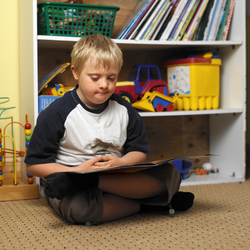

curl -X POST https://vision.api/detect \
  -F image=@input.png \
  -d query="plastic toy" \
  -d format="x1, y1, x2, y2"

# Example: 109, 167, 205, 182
42, 83, 74, 96
132, 91, 179, 112
202, 162, 212, 171
38, 63, 70, 94
164, 52, 221, 111
194, 163, 216, 175
38, 63, 73, 113
195, 168, 208, 175
114, 64, 169, 103
172, 159, 192, 180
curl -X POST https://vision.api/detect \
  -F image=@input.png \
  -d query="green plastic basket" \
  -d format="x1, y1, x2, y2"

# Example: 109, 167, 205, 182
37, 2, 119, 37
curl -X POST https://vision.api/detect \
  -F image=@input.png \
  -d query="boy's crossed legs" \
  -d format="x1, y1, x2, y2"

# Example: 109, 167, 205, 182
45, 171, 194, 223
99, 173, 167, 222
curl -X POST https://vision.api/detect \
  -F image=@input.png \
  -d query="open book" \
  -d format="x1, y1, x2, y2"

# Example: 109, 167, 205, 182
44, 154, 213, 181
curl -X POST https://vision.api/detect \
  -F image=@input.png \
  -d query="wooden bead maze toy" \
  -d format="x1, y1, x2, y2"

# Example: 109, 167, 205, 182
0, 98, 39, 201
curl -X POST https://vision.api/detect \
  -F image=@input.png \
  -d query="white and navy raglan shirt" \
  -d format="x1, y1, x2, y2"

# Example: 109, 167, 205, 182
25, 85, 150, 167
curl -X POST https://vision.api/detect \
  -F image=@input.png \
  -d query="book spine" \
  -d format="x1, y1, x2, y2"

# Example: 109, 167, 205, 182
129, 0, 160, 40
185, 0, 209, 41
176, 0, 200, 41
202, 0, 216, 40
150, 3, 172, 40
194, 0, 214, 40
118, 0, 153, 39
155, 0, 179, 40
171, 0, 194, 40
123, 0, 155, 39
182, 0, 203, 41
217, 0, 231, 40
142, 0, 169, 40
168, 0, 192, 40
222, 0, 236, 41
134, 0, 161, 40
158, 0, 182, 40
205, 0, 219, 41
208, 0, 227, 41
214, 0, 228, 40
160, 0, 189, 41
144, 1, 172, 40
124, 0, 156, 39
152, 5, 173, 40
137, 0, 166, 40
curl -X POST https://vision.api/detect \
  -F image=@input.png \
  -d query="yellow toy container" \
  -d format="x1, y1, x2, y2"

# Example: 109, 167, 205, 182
164, 55, 222, 111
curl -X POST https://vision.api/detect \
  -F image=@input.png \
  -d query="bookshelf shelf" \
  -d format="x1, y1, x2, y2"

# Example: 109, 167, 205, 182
181, 172, 243, 186
20, 1, 246, 188
38, 35, 242, 50
138, 108, 243, 117
114, 39, 243, 50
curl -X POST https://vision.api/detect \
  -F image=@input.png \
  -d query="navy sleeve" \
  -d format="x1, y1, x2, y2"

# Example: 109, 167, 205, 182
124, 105, 151, 154
25, 92, 75, 165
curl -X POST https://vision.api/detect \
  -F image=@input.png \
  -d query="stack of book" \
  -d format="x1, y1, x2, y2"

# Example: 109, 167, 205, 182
117, 0, 236, 41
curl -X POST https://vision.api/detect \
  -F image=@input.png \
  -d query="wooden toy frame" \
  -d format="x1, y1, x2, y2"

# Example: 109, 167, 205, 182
0, 115, 39, 201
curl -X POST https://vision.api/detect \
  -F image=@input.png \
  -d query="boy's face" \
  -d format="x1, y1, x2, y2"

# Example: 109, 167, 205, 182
71, 58, 119, 109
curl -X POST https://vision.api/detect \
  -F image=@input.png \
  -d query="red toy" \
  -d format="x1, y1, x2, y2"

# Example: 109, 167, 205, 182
114, 64, 168, 103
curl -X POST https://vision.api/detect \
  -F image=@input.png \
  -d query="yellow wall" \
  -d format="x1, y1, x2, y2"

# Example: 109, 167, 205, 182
0, 0, 21, 150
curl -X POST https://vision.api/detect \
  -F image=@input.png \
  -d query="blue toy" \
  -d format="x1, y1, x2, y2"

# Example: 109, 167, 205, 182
172, 159, 192, 180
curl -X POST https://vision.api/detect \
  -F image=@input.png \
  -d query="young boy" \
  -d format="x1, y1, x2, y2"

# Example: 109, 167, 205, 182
25, 34, 194, 226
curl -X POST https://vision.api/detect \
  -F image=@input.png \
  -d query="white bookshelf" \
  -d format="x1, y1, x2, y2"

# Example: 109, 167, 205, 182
20, 0, 246, 186
38, 35, 242, 49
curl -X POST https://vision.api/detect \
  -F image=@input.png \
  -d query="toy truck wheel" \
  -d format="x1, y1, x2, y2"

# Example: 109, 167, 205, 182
57, 88, 64, 96
155, 104, 164, 112
118, 92, 134, 103
166, 103, 174, 111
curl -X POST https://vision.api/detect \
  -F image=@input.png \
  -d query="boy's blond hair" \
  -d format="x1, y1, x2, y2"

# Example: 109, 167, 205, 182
71, 34, 123, 74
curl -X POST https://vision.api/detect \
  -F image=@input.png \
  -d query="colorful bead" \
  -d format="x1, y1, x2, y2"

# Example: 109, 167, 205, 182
25, 127, 33, 184
25, 129, 32, 135
25, 135, 31, 141
27, 177, 34, 184
25, 123, 31, 129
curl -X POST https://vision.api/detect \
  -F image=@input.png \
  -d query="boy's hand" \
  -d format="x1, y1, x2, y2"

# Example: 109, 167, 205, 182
75, 157, 105, 172
93, 155, 124, 169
